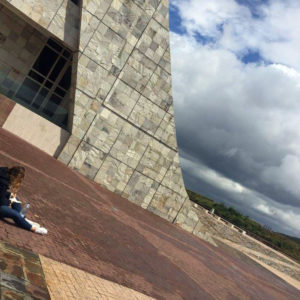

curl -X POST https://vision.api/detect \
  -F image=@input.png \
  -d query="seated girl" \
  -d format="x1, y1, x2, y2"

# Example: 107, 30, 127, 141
0, 166, 47, 235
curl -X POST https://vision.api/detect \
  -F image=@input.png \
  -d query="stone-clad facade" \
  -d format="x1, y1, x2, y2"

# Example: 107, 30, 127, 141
0, 0, 191, 223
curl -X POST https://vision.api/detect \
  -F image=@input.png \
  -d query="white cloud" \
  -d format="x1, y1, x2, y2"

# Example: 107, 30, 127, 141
170, 1, 300, 236
173, 0, 300, 70
261, 155, 300, 197
255, 204, 275, 216
172, 0, 247, 37
181, 155, 300, 236
181, 156, 246, 194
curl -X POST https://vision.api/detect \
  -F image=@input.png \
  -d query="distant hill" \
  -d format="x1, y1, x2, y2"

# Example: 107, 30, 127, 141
280, 233, 300, 246
187, 189, 300, 263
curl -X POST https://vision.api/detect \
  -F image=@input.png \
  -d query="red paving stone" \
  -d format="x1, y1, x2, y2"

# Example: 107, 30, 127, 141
0, 127, 299, 299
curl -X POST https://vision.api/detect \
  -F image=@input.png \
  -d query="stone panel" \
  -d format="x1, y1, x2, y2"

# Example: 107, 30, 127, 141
77, 54, 116, 99
159, 47, 171, 74
128, 95, 165, 135
153, 0, 169, 29
161, 154, 187, 197
136, 139, 175, 182
122, 171, 159, 209
72, 90, 100, 130
7, 0, 63, 28
109, 123, 150, 169
71, 89, 101, 140
143, 65, 172, 111
167, 102, 174, 115
72, 109, 96, 140
174, 200, 200, 233
82, 0, 113, 20
102, 0, 151, 46
105, 79, 140, 118
129, 96, 165, 135
132, 0, 160, 16
84, 107, 124, 154
58, 134, 81, 165
94, 155, 134, 194
69, 141, 106, 179
136, 19, 169, 64
48, 0, 80, 49
4, 0, 79, 49
84, 22, 133, 76
155, 113, 177, 149
147, 185, 186, 222
79, 9, 100, 52
119, 49, 156, 93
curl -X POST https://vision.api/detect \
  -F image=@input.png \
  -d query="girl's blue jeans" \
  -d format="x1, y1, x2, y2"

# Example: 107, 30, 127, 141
0, 202, 32, 231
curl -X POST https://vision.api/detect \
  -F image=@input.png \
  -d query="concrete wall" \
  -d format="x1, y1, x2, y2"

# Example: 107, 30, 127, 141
0, 94, 70, 156
3, 104, 70, 156
0, 93, 15, 126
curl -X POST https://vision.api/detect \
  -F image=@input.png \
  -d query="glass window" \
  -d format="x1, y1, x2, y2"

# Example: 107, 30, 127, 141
28, 71, 44, 83
71, 0, 80, 6
59, 66, 71, 90
43, 94, 62, 117
63, 50, 71, 59
15, 78, 40, 104
14, 38, 72, 130
32, 88, 48, 109
47, 39, 63, 52
49, 57, 66, 81
55, 87, 66, 97
45, 81, 53, 89
33, 46, 58, 76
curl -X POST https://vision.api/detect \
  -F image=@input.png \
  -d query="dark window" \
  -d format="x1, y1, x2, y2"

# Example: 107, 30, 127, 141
43, 94, 62, 117
47, 39, 63, 52
33, 46, 58, 76
45, 81, 53, 89
63, 50, 71, 59
14, 38, 72, 130
55, 87, 66, 97
59, 66, 72, 90
28, 71, 44, 83
71, 0, 80, 6
62, 115, 68, 127
49, 57, 66, 81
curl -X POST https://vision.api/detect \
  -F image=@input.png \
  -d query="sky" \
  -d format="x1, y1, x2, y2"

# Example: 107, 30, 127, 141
169, 0, 300, 238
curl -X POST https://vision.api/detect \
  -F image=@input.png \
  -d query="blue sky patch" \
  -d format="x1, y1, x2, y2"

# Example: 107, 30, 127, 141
240, 49, 269, 65
169, 4, 187, 35
235, 0, 269, 19
193, 31, 216, 45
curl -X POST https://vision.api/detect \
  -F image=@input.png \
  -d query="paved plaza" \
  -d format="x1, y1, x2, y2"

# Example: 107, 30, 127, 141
0, 127, 299, 299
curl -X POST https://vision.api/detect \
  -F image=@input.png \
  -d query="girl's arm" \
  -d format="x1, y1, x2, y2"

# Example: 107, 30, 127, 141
10, 193, 21, 203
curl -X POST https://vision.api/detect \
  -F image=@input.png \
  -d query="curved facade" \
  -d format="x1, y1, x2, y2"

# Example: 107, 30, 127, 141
0, 0, 190, 222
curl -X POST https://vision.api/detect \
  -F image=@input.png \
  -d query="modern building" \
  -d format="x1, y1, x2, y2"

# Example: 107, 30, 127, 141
0, 0, 194, 225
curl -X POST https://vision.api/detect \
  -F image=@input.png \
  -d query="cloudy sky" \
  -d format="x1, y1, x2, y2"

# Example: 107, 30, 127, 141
169, 0, 300, 237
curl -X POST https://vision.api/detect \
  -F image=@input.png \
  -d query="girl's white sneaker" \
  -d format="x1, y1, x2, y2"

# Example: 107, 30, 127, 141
35, 227, 48, 235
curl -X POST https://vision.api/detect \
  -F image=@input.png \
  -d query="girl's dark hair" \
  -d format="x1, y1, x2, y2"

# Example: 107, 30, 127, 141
8, 166, 25, 194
